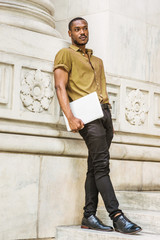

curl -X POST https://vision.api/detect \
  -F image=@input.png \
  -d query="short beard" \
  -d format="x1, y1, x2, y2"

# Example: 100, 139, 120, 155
73, 38, 88, 46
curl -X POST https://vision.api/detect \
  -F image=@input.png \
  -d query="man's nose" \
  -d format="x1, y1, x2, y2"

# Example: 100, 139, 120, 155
80, 29, 85, 34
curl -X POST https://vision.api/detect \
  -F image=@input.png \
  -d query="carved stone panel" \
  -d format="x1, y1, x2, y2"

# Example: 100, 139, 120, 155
125, 89, 148, 125
20, 69, 54, 113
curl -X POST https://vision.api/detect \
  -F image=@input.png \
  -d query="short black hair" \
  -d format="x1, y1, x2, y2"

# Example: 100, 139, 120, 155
68, 17, 88, 31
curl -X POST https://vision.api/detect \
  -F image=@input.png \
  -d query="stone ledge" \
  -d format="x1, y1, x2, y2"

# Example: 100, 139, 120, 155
18, 238, 54, 240
99, 191, 160, 211
56, 226, 160, 240
1, 133, 160, 162
19, 238, 54, 240
97, 208, 160, 234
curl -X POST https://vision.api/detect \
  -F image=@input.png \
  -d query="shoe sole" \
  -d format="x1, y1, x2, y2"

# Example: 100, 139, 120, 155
81, 225, 113, 232
115, 228, 142, 235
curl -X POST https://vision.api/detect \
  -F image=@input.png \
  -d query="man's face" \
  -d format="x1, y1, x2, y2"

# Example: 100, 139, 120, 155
68, 20, 89, 46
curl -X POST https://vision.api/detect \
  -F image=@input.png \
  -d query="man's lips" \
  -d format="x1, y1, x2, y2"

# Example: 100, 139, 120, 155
79, 36, 87, 40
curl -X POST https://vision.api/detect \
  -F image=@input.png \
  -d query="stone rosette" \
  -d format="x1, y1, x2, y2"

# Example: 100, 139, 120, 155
20, 69, 54, 113
125, 89, 148, 125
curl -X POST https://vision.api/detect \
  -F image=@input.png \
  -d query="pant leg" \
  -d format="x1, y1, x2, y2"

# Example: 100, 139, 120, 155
79, 106, 122, 218
83, 153, 99, 218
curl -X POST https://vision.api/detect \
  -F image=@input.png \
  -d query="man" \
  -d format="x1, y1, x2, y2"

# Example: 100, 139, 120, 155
54, 17, 142, 234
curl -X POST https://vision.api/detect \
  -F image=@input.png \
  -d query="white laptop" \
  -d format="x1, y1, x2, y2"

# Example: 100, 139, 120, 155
63, 91, 104, 131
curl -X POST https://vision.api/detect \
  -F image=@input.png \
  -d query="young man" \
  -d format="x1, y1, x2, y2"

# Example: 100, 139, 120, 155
54, 17, 142, 234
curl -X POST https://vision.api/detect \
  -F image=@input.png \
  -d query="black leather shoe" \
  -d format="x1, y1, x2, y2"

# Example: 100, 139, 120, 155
81, 215, 113, 231
113, 214, 142, 234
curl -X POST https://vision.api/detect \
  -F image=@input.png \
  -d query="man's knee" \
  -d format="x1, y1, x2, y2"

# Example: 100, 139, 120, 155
93, 159, 110, 176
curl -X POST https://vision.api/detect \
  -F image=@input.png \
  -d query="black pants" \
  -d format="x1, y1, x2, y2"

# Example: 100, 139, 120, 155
79, 104, 122, 220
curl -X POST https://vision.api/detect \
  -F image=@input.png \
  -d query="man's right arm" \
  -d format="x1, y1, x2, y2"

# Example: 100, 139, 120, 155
54, 68, 84, 132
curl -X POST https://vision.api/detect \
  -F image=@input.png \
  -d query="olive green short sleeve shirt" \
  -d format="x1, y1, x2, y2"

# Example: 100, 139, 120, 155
54, 45, 109, 104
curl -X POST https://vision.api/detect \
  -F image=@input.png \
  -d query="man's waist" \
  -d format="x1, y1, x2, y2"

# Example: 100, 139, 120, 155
101, 103, 112, 110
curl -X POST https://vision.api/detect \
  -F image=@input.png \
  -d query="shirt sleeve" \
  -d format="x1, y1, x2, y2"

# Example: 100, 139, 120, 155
53, 48, 71, 73
100, 59, 110, 104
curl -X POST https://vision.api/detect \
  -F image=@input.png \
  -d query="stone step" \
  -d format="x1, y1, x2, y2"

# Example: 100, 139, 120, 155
97, 208, 160, 234
99, 191, 160, 211
56, 226, 160, 240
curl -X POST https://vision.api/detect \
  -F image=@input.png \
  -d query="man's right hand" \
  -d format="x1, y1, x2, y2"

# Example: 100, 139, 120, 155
68, 116, 84, 132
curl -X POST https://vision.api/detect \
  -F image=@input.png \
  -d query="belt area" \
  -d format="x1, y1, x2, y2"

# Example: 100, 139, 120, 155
101, 103, 112, 110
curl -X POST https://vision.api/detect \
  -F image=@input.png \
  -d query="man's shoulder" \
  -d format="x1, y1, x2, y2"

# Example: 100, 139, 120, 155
92, 55, 103, 64
54, 47, 73, 63
55, 47, 71, 55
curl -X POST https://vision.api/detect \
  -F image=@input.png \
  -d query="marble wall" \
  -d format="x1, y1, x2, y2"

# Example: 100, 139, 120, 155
0, 0, 160, 239
0, 152, 86, 239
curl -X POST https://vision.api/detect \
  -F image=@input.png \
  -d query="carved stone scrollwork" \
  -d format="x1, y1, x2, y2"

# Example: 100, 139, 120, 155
125, 89, 148, 125
20, 69, 54, 113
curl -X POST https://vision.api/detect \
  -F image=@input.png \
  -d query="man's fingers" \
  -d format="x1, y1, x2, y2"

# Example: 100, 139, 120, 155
80, 120, 84, 128
69, 117, 84, 132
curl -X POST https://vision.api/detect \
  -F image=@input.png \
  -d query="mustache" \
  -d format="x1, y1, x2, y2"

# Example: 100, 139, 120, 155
79, 35, 87, 39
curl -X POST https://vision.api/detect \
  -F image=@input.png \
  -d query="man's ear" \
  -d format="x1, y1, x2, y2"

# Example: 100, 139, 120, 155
68, 30, 71, 37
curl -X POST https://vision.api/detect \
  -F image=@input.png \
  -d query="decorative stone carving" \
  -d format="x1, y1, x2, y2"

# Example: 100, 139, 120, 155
20, 69, 54, 113
125, 89, 148, 125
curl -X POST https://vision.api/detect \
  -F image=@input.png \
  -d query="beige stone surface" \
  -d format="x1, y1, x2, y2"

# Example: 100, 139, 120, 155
105, 12, 146, 80
99, 191, 160, 211
0, 153, 40, 240
56, 225, 160, 240
55, 19, 70, 41
0, 24, 68, 61
53, 0, 69, 21
146, 0, 160, 27
109, 0, 146, 21
110, 160, 142, 190
1, 133, 160, 163
38, 156, 87, 238
142, 161, 160, 190
68, 0, 109, 20
146, 25, 160, 83
110, 159, 160, 191
110, 143, 160, 162
97, 208, 160, 234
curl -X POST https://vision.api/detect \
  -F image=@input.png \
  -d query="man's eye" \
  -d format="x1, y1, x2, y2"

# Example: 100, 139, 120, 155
84, 27, 88, 30
75, 28, 79, 32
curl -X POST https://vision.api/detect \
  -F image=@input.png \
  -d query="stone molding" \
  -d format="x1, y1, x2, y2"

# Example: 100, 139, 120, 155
0, 0, 61, 37
20, 69, 54, 113
0, 63, 12, 105
1, 133, 160, 162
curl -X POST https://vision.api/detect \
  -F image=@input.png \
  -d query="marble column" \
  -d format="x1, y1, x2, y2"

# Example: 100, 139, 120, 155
0, 0, 61, 37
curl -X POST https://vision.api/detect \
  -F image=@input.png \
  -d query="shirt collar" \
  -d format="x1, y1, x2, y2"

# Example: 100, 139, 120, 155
69, 45, 93, 56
